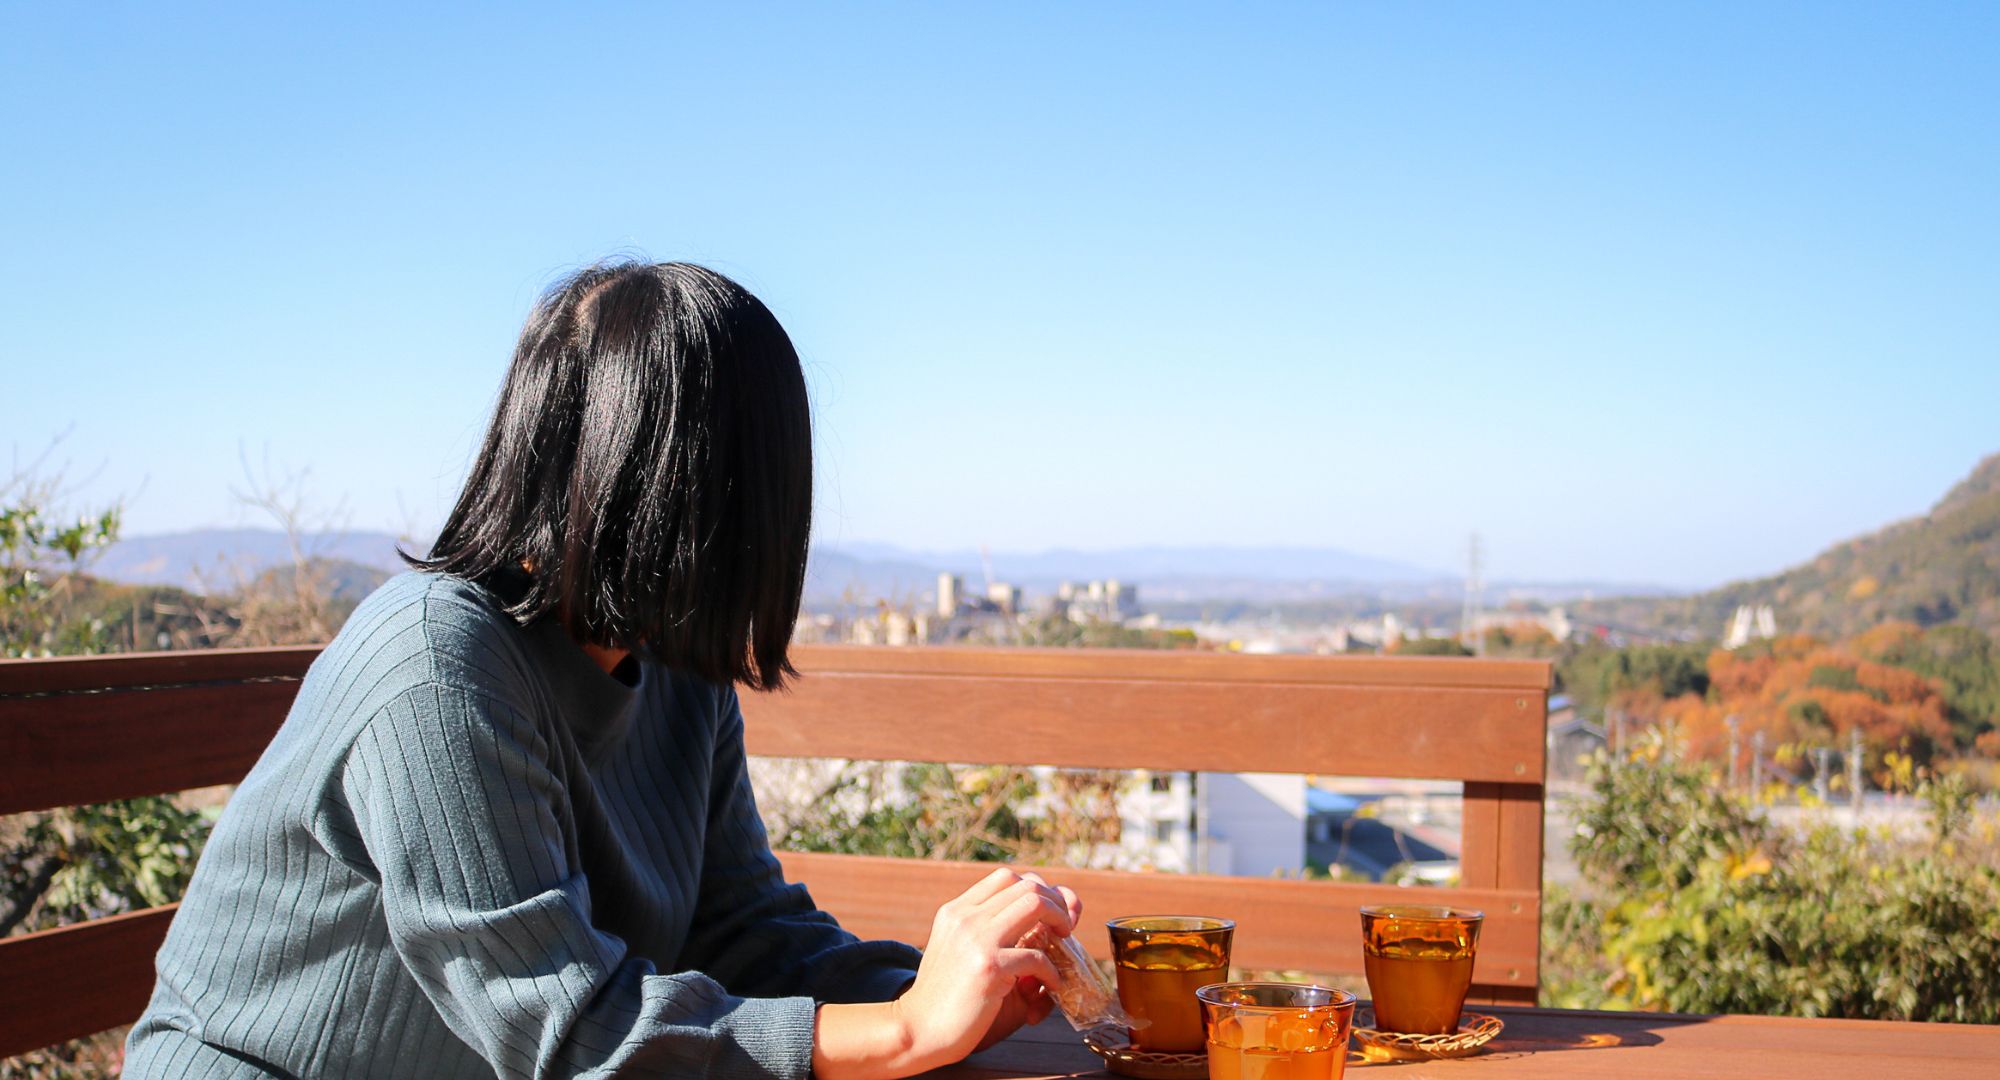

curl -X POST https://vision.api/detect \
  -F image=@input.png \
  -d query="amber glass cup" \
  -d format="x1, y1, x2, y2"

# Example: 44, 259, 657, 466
1198, 982, 1357, 1080
1358, 905, 1483, 1035
1106, 915, 1234, 1053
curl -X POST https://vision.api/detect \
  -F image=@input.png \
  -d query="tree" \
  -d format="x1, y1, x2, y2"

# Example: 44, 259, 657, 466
0, 456, 121, 657
1558, 641, 1711, 715
768, 762, 1126, 869
1389, 635, 1473, 657
1855, 622, 2000, 750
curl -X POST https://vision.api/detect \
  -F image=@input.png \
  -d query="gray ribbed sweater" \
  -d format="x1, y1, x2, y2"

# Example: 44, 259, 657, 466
124, 570, 921, 1078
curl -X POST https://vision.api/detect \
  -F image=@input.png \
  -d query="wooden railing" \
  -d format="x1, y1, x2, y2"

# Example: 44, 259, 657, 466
0, 644, 1551, 1059
744, 648, 1551, 995
0, 647, 320, 1059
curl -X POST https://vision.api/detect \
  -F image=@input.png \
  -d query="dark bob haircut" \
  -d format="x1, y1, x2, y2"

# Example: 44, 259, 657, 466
407, 260, 812, 691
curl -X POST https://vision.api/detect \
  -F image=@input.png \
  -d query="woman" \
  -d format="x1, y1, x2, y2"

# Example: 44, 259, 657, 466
126, 261, 1079, 1078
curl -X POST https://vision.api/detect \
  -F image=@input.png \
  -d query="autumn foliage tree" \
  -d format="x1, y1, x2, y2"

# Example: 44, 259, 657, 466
1562, 623, 1995, 788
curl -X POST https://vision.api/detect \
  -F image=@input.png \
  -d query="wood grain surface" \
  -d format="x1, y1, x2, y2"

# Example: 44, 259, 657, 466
0, 904, 176, 1060
0, 645, 319, 694
0, 681, 300, 815
746, 648, 1551, 784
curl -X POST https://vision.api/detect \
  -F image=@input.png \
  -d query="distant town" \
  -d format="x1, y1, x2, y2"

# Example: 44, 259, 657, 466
792, 566, 1688, 655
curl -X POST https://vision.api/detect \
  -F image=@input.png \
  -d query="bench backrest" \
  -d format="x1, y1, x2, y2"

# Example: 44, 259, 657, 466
0, 647, 319, 1058
0, 644, 1550, 1059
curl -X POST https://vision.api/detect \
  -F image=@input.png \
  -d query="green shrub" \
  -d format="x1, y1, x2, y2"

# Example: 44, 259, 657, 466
1550, 739, 2000, 1022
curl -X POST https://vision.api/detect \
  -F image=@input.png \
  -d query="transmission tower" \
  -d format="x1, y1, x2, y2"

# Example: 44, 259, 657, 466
1462, 533, 1485, 656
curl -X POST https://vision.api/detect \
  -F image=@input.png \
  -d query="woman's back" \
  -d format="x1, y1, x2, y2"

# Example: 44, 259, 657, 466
126, 570, 917, 1078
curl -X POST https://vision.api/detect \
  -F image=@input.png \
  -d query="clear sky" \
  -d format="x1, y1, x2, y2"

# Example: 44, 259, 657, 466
4, 3, 1996, 589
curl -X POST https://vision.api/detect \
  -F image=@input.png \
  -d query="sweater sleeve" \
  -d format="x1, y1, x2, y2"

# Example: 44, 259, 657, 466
676, 686, 925, 1004
340, 680, 818, 1080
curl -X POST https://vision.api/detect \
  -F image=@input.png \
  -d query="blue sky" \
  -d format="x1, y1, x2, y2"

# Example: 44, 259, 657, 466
3, 3, 1996, 589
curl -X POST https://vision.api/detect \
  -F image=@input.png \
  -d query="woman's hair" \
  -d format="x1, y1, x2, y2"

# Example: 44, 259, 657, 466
406, 260, 812, 691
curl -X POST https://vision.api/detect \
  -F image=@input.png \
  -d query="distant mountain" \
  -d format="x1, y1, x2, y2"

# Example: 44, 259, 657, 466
804, 546, 948, 607
1587, 452, 2000, 640
90, 529, 412, 594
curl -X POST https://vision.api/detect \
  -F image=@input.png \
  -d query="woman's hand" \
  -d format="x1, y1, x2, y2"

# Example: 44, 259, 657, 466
969, 874, 1084, 1052
814, 868, 1079, 1079
898, 868, 1080, 1066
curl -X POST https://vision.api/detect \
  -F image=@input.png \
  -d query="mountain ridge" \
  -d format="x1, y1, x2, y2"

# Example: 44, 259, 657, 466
1583, 452, 2000, 640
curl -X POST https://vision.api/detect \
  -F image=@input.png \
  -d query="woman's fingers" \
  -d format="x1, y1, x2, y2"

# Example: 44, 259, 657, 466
1020, 980, 1055, 1025
960, 869, 1081, 944
959, 866, 1026, 907
1019, 874, 1079, 931
993, 947, 1062, 991
988, 887, 1075, 947
981, 877, 1071, 923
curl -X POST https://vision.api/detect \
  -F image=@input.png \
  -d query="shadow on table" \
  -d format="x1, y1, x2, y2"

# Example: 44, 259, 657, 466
1349, 1007, 1698, 1068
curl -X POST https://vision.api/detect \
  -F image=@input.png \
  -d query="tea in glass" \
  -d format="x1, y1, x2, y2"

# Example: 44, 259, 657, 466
1198, 982, 1356, 1080
1358, 905, 1482, 1035
1107, 915, 1234, 1053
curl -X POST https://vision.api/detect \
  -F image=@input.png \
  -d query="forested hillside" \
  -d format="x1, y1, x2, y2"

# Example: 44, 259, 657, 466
1584, 453, 2000, 640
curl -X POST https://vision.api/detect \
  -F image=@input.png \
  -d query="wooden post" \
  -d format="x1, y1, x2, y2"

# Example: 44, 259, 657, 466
1725, 715, 1740, 789
1848, 727, 1864, 817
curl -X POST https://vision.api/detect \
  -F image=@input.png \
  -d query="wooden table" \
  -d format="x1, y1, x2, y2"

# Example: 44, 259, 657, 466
936, 1008, 2000, 1080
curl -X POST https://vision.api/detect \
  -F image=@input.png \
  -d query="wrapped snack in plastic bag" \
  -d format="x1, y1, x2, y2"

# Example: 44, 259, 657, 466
1019, 923, 1143, 1033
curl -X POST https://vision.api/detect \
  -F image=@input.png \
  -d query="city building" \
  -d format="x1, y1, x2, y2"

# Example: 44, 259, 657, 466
1723, 604, 1779, 649
1055, 579, 1141, 623
985, 581, 1022, 615
1113, 770, 1307, 876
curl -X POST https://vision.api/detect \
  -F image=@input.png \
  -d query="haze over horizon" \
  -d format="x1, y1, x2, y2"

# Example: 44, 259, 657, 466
6, 5, 1997, 591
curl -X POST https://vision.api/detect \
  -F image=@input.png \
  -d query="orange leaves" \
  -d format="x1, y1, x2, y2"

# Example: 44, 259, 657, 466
1750, 647, 1953, 760
1768, 634, 1823, 662
1609, 630, 1959, 768
1708, 648, 1774, 700
1849, 620, 1922, 658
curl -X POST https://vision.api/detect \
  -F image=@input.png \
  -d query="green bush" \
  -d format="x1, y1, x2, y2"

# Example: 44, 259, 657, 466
1549, 740, 2000, 1022
774, 762, 1125, 867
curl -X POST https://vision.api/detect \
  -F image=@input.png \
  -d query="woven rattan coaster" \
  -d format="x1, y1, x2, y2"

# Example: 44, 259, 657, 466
1082, 1026, 1209, 1080
1350, 1008, 1503, 1060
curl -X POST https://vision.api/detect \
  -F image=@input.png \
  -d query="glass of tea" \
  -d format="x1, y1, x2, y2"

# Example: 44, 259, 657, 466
1358, 904, 1483, 1035
1198, 982, 1357, 1080
1106, 915, 1234, 1053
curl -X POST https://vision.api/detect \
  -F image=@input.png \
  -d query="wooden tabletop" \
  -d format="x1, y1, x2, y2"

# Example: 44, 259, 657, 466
933, 1007, 2000, 1080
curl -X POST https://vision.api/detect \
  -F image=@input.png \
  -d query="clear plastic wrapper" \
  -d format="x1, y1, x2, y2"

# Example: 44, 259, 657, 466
1020, 923, 1143, 1033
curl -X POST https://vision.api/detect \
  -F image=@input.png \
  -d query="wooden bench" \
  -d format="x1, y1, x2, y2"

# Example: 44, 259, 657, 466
0, 644, 1551, 1060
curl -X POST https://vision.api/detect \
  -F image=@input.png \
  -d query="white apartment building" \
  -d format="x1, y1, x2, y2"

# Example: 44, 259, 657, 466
1112, 770, 1307, 876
